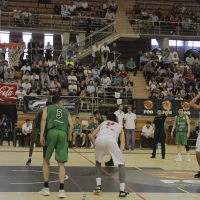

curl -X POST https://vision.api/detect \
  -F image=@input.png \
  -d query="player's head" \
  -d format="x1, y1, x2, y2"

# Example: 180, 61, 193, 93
52, 95, 62, 105
106, 113, 118, 123
157, 108, 162, 116
146, 121, 151, 128
178, 107, 184, 115
90, 117, 94, 123
75, 117, 79, 123
127, 106, 132, 112
93, 110, 101, 120
26, 119, 30, 125
118, 104, 123, 111
2, 113, 6, 118
171, 120, 174, 125
45, 101, 52, 107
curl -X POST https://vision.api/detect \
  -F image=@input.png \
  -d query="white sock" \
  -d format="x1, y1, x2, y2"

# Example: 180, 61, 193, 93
73, 141, 75, 145
120, 183, 125, 191
82, 142, 85, 145
178, 153, 181, 159
29, 157, 31, 159
96, 178, 101, 186
187, 153, 190, 158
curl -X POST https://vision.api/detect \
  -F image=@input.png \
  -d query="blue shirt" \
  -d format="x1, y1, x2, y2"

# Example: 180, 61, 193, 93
0, 117, 11, 129
0, 66, 3, 73
67, 44, 77, 57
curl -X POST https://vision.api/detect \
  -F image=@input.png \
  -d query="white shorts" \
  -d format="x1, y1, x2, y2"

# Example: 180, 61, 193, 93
95, 136, 124, 166
196, 137, 200, 152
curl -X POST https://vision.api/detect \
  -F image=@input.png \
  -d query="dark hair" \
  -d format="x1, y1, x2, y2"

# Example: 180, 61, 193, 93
146, 121, 151, 125
118, 104, 123, 108
46, 101, 52, 106
157, 108, 162, 111
106, 113, 117, 122
75, 117, 79, 119
178, 107, 183, 110
90, 117, 94, 119
52, 95, 62, 104
26, 119, 30, 123
93, 110, 100, 115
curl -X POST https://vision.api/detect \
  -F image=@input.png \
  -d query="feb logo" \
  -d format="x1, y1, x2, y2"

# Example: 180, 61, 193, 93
144, 100, 153, 110
181, 101, 190, 111
162, 101, 172, 110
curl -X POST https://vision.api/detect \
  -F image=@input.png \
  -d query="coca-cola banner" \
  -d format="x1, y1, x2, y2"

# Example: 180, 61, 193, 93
23, 96, 80, 114
136, 99, 200, 118
0, 84, 17, 103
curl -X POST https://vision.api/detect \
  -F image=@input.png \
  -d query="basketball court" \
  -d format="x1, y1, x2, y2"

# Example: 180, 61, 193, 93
0, 145, 200, 200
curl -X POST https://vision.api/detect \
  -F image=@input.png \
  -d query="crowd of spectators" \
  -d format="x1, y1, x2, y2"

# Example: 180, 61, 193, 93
138, 47, 200, 100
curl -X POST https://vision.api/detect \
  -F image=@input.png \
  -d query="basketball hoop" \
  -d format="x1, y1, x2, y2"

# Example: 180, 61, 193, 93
0, 43, 25, 67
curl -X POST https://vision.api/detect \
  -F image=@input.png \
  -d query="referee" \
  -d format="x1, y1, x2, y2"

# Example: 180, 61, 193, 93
151, 104, 171, 159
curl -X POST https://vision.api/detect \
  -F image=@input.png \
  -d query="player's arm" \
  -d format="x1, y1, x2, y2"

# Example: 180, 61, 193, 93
152, 123, 155, 135
68, 113, 74, 142
171, 116, 176, 137
119, 129, 125, 152
40, 107, 48, 146
31, 110, 42, 139
186, 115, 190, 138
190, 94, 200, 110
165, 102, 171, 116
89, 125, 100, 145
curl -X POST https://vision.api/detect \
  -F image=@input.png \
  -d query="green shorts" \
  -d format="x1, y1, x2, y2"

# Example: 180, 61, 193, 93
175, 132, 188, 146
32, 127, 40, 142
44, 129, 68, 162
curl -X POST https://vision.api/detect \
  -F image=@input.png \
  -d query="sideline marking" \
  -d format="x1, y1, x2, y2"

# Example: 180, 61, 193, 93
177, 187, 200, 199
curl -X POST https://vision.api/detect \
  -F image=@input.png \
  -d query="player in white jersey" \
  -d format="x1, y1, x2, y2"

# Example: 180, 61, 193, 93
89, 113, 129, 198
190, 94, 200, 178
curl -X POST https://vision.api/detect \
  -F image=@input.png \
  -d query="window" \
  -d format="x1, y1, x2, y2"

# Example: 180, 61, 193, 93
0, 31, 10, 60
169, 40, 176, 46
44, 33, 54, 57
151, 39, 158, 45
23, 32, 32, 58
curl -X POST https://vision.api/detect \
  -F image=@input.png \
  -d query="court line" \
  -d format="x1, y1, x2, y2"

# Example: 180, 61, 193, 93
177, 187, 200, 199
125, 161, 142, 170
72, 149, 146, 200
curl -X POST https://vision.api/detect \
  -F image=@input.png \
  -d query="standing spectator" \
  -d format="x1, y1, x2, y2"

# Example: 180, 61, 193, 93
15, 87, 26, 108
68, 2, 76, 16
2, 0, 8, 10
13, 7, 21, 27
36, 42, 44, 64
49, 64, 58, 80
141, 121, 154, 149
124, 106, 136, 150
110, 43, 119, 61
185, 53, 195, 66
110, 0, 118, 13
27, 39, 36, 63
170, 48, 178, 60
66, 42, 77, 59
101, 42, 110, 65
75, 0, 82, 11
82, 0, 90, 11
53, 1, 61, 14
105, 9, 114, 20
114, 104, 124, 126
92, 42, 101, 63
45, 41, 54, 61
21, 119, 32, 147
22, 8, 32, 25
126, 57, 136, 72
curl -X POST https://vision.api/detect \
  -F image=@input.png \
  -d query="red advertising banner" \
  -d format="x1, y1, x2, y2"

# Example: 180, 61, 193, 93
0, 84, 17, 103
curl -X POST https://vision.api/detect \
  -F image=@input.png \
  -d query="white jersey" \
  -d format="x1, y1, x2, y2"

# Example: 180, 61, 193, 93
96, 120, 122, 141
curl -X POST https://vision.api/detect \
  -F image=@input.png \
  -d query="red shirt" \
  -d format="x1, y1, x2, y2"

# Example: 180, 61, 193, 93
119, 70, 127, 78
185, 73, 194, 80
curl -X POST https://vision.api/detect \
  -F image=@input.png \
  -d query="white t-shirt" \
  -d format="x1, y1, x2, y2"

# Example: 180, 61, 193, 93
82, 2, 88, 8
114, 110, 125, 126
96, 120, 122, 141
142, 125, 153, 136
22, 82, 31, 91
68, 84, 77, 91
107, 61, 115, 71
101, 77, 111, 86
31, 75, 39, 80
101, 46, 110, 53
68, 5, 76, 12
13, 9, 21, 19
21, 65, 31, 73
22, 12, 32, 18
29, 92, 38, 96
124, 112, 136, 129
15, 90, 26, 99
22, 123, 32, 132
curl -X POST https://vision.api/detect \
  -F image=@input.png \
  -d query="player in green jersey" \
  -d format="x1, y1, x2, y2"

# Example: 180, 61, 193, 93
39, 96, 73, 198
171, 107, 191, 162
93, 110, 106, 125
72, 117, 86, 148
26, 101, 52, 165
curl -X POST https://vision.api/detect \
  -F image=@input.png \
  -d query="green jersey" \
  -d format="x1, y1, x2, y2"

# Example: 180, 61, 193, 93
98, 115, 106, 125
36, 108, 44, 128
88, 123, 98, 130
47, 105, 69, 132
74, 123, 81, 132
176, 114, 188, 132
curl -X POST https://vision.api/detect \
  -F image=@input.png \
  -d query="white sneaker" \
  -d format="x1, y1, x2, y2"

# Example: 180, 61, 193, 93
90, 143, 94, 148
174, 158, 182, 162
187, 157, 191, 162
39, 188, 50, 196
59, 190, 67, 198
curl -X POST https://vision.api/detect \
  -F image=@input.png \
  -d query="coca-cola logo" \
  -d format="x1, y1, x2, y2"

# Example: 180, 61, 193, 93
0, 86, 16, 97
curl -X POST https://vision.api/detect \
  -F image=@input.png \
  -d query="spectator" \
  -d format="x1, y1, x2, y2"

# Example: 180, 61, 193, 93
166, 78, 174, 91
53, 1, 61, 14
0, 62, 4, 80
41, 71, 50, 85
92, 66, 101, 82
92, 42, 101, 63
110, 66, 117, 81
110, 42, 119, 61
126, 57, 136, 72
192, 63, 200, 78
32, 8, 40, 25
66, 42, 77, 59
22, 79, 31, 94
85, 72, 94, 85
66, 57, 74, 67
31, 79, 41, 93
86, 80, 95, 94
101, 42, 110, 65
84, 65, 92, 77
4, 67, 14, 81
14, 78, 22, 89
126, 82, 134, 98
185, 69, 195, 85
27, 39, 36, 63
186, 53, 195, 66
143, 61, 151, 78
30, 71, 39, 83
45, 41, 54, 61
105, 9, 114, 20
112, 73, 122, 85
119, 67, 129, 86
170, 48, 178, 60
141, 8, 148, 20
61, 6, 71, 20
107, 60, 115, 71
42, 81, 50, 94
2, 0, 8, 10
82, 0, 90, 11
173, 70, 182, 82
22, 70, 31, 82
49, 64, 58, 80
195, 55, 200, 65
68, 71, 77, 83
148, 92, 157, 99
165, 92, 175, 100
68, 2, 76, 16
22, 8, 32, 25
36, 42, 44, 64
75, 0, 82, 11
162, 52, 172, 69
29, 88, 38, 96
68, 80, 77, 96
50, 77, 61, 92
124, 106, 136, 150
140, 121, 154, 150
15, 87, 26, 108
110, 0, 118, 13
13, 7, 21, 27
158, 93, 165, 99
175, 93, 183, 100
20, 62, 31, 74
39, 57, 48, 73
21, 119, 32, 147
101, 74, 111, 86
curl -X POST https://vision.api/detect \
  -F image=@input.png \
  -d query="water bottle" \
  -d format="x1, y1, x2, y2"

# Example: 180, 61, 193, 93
16, 140, 19, 147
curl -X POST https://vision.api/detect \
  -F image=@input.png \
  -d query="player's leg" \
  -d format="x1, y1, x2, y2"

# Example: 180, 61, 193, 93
160, 130, 166, 159
118, 165, 129, 197
94, 161, 102, 194
174, 132, 182, 162
72, 132, 77, 148
81, 133, 86, 148
151, 131, 159, 158
58, 161, 66, 198
195, 151, 200, 178
125, 129, 130, 150
184, 143, 191, 162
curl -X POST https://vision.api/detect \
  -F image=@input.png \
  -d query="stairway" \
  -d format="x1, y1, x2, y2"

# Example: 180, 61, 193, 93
129, 71, 150, 99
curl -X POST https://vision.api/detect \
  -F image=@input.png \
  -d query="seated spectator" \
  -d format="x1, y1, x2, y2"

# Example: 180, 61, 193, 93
59, 70, 68, 88
41, 71, 50, 85
13, 7, 21, 27
75, 0, 82, 11
66, 42, 77, 59
140, 121, 154, 149
92, 66, 100, 82
84, 65, 92, 77
31, 63, 40, 75
176, 76, 184, 90
185, 69, 195, 85
117, 61, 124, 71
166, 78, 174, 91
85, 73, 94, 85
22, 8, 32, 25
14, 78, 22, 89
29, 88, 38, 96
21, 119, 32, 147
72, 117, 86, 148
101, 74, 111, 86
53, 1, 61, 14
173, 70, 182, 83
52, 87, 62, 96
195, 54, 200, 65
152, 84, 161, 95
105, 9, 114, 20
49, 64, 58, 80
148, 92, 157, 99
22, 79, 31, 94
21, 62, 31, 75
148, 77, 157, 91
4, 67, 14, 82
0, 62, 4, 80
31, 72, 39, 84
61, 6, 71, 20
68, 71, 77, 83
31, 79, 41, 94
22, 70, 31, 82
158, 93, 165, 99
165, 92, 175, 100
143, 61, 151, 78
126, 82, 134, 98
146, 67, 156, 83
162, 52, 172, 69
175, 93, 183, 100
119, 67, 129, 86
113, 73, 122, 85
86, 80, 95, 94
192, 63, 200, 78
141, 8, 148, 20
39, 57, 49, 73
42, 81, 50, 95
186, 53, 195, 66
68, 80, 77, 96
66, 57, 74, 67
50, 77, 61, 92
15, 87, 26, 108
110, 0, 118, 13
68, 2, 76, 16
126, 57, 136, 72
187, 85, 196, 98
74, 58, 83, 68
107, 60, 115, 71
133, 2, 141, 15
110, 66, 117, 81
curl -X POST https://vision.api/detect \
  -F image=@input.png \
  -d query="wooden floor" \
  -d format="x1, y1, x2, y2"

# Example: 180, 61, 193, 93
0, 145, 200, 200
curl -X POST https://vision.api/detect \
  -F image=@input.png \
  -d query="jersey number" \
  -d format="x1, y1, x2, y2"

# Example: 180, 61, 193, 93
106, 122, 115, 126
56, 109, 62, 119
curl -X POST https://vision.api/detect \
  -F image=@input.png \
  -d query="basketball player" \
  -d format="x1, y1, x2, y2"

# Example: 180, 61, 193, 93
26, 101, 52, 165
93, 110, 106, 125
89, 113, 129, 197
171, 107, 191, 162
190, 94, 200, 177
39, 96, 73, 198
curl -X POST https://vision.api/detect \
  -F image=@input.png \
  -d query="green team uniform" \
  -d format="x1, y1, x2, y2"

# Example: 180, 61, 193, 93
175, 114, 188, 145
97, 115, 106, 125
44, 105, 69, 162
88, 123, 98, 133
74, 124, 81, 133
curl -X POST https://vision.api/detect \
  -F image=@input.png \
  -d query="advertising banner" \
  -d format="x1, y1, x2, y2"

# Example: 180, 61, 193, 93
0, 84, 17, 103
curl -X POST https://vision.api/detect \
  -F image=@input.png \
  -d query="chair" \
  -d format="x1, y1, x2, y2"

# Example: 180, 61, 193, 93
0, 129, 12, 146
